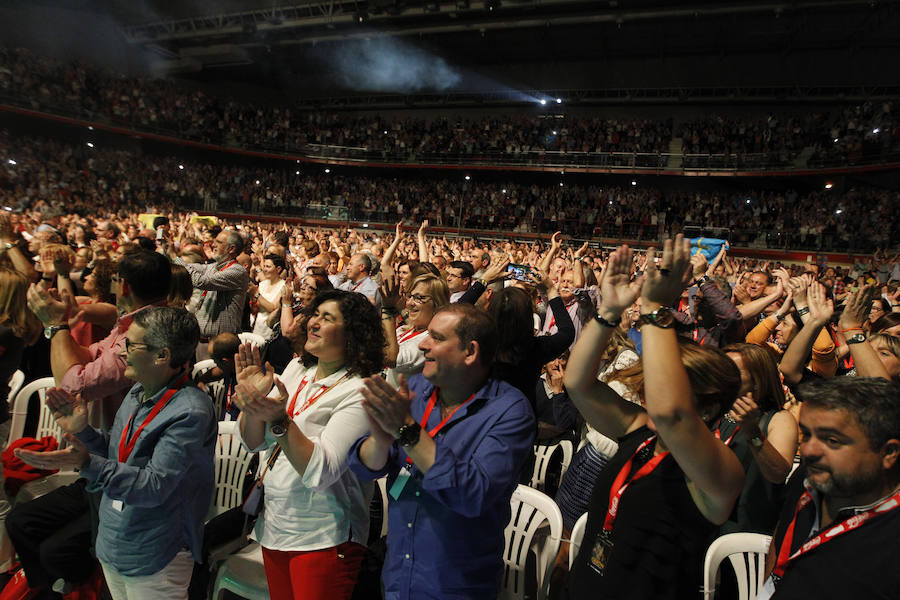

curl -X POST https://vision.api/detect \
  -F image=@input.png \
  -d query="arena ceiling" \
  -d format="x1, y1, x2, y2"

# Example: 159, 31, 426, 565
11, 0, 900, 103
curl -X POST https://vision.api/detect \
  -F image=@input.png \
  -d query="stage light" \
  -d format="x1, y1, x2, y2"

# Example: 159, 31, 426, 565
296, 171, 300, 175
465, 175, 471, 181
552, 131, 557, 135
559, 182, 564, 187
824, 183, 833, 189
540, 99, 547, 105
502, 189, 507, 193
325, 168, 331, 173
86, 142, 94, 148
363, 223, 370, 228
631, 180, 636, 186
835, 209, 843, 215
88, 126, 93, 131
178, 165, 184, 170
7, 159, 15, 165
873, 128, 880, 134
833, 138, 839, 143
255, 180, 260, 185
556, 98, 562, 104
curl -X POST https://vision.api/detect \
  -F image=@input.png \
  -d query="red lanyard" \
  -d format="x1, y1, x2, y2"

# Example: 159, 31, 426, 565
603, 435, 669, 533
397, 328, 427, 344
199, 260, 238, 299
405, 388, 477, 465
691, 328, 708, 345
118, 372, 189, 463
351, 279, 365, 292
714, 421, 740, 446
286, 372, 349, 417
773, 487, 900, 580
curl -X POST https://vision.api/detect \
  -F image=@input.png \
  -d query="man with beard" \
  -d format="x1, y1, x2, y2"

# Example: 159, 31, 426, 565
759, 377, 900, 599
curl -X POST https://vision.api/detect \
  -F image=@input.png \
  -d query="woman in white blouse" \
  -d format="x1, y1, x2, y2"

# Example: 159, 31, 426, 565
380, 273, 449, 387
234, 289, 385, 600
249, 253, 287, 339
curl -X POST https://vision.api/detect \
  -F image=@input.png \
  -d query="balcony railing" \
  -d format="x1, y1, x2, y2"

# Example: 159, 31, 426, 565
3, 93, 900, 175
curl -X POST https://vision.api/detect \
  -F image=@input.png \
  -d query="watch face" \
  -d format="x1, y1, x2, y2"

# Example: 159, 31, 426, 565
654, 308, 675, 327
848, 333, 867, 344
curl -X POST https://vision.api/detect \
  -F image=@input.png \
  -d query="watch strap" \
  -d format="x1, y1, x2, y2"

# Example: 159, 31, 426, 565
594, 312, 622, 328
395, 422, 422, 447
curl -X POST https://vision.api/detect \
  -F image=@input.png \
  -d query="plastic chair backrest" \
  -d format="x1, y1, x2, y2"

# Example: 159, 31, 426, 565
500, 484, 563, 600
209, 421, 255, 520
6, 370, 24, 405
7, 377, 61, 448
702, 532, 772, 600
193, 359, 227, 421
568, 512, 588, 568
530, 439, 574, 493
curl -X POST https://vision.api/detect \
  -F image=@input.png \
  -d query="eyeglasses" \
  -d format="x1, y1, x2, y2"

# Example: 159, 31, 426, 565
124, 339, 158, 353
409, 293, 432, 305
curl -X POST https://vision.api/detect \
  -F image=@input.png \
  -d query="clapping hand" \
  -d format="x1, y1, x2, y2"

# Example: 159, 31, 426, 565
234, 378, 288, 423
45, 388, 88, 434
15, 434, 89, 471
234, 343, 274, 396
360, 374, 415, 446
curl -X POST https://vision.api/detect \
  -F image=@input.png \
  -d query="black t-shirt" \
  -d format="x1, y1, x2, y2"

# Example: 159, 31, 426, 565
769, 465, 900, 599
566, 426, 716, 600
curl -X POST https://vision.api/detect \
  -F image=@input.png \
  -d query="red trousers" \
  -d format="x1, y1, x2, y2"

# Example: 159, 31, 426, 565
261, 541, 366, 600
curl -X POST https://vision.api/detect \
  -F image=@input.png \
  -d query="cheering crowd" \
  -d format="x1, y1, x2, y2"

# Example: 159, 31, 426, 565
0, 195, 895, 600
3, 46, 900, 167
3, 130, 898, 252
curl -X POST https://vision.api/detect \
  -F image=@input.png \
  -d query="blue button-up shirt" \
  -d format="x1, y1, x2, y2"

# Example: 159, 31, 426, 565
348, 375, 535, 600
76, 375, 216, 576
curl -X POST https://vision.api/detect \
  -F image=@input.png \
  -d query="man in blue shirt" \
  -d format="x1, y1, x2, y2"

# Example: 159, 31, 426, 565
16, 307, 216, 600
349, 303, 535, 600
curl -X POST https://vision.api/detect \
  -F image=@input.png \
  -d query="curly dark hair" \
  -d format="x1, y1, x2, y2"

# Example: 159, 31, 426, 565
307, 290, 385, 377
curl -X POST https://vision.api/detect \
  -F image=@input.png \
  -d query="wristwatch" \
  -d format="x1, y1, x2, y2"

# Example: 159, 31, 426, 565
395, 422, 422, 447
43, 323, 70, 339
594, 312, 621, 328
696, 275, 712, 286
846, 332, 867, 345
639, 307, 676, 329
269, 414, 292, 438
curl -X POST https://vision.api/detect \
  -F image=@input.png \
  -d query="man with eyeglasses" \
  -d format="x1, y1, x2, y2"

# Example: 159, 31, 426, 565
15, 307, 216, 600
13, 249, 172, 596
445, 260, 474, 303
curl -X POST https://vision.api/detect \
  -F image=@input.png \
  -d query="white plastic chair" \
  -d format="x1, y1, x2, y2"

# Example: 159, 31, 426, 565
211, 542, 269, 600
6, 377, 62, 448
500, 484, 563, 600
702, 532, 772, 600
208, 421, 256, 520
5, 370, 24, 406
530, 439, 574, 493
568, 512, 588, 568
193, 359, 227, 421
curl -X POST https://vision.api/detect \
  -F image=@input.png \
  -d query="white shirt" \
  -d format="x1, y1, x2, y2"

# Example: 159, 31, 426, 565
239, 360, 373, 551
385, 327, 429, 388
251, 278, 285, 339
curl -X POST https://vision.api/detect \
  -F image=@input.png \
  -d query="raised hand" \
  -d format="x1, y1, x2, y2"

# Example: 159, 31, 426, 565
730, 393, 761, 433
26, 283, 70, 326
690, 252, 708, 282
481, 255, 511, 285
641, 234, 691, 308
789, 274, 813, 307
806, 282, 834, 326
838, 284, 875, 330
598, 245, 644, 317
380, 272, 404, 311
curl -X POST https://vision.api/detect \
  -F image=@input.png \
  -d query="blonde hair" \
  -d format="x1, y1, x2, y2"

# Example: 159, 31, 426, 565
407, 274, 450, 310
0, 268, 41, 341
